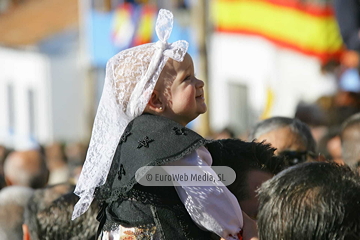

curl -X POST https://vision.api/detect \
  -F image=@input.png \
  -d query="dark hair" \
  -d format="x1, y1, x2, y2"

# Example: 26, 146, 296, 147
341, 113, 360, 168
24, 183, 98, 240
248, 116, 317, 153
37, 193, 98, 240
207, 139, 280, 201
24, 183, 76, 240
294, 102, 328, 127
213, 127, 236, 139
257, 162, 360, 240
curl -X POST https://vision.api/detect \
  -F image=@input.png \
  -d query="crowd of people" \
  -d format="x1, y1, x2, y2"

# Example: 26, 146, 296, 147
1, 6, 360, 240
1, 111, 360, 239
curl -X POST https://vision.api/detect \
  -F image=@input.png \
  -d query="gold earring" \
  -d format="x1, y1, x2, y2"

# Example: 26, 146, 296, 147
159, 107, 163, 110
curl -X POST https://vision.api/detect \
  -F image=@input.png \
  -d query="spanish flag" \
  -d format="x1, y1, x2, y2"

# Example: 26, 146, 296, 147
211, 0, 344, 63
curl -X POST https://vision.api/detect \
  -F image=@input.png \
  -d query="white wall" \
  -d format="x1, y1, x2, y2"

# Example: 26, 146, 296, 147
47, 46, 87, 143
0, 47, 52, 149
38, 30, 88, 144
209, 33, 337, 134
0, 45, 87, 149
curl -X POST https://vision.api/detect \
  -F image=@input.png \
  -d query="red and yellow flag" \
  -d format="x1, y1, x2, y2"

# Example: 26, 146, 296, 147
211, 0, 344, 63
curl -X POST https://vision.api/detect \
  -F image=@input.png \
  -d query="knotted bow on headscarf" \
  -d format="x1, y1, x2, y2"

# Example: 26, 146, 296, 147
72, 9, 189, 220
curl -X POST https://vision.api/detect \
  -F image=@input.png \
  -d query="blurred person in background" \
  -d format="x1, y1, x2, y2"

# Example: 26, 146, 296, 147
314, 66, 360, 129
318, 127, 343, 165
207, 139, 281, 221
340, 113, 360, 172
23, 183, 76, 240
248, 117, 318, 170
23, 187, 98, 240
294, 102, 328, 143
211, 126, 236, 140
257, 162, 360, 240
0, 186, 34, 240
329, 68, 360, 127
3, 149, 49, 189
44, 142, 70, 185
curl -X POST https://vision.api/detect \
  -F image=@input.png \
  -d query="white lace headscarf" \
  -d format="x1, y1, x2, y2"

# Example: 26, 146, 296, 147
72, 9, 189, 220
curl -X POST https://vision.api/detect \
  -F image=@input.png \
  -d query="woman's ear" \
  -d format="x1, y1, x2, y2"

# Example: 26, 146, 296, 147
146, 90, 164, 113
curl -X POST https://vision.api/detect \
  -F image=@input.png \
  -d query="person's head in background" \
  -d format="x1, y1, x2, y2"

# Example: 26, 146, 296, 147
325, 68, 360, 127
207, 139, 281, 220
44, 142, 70, 185
336, 68, 360, 109
23, 184, 98, 240
341, 112, 360, 171
257, 162, 360, 240
248, 116, 318, 168
318, 127, 343, 165
3, 150, 49, 189
0, 186, 34, 240
212, 127, 236, 140
294, 102, 328, 143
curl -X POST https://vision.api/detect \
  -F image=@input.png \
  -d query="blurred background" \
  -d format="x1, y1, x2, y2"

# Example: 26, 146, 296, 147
0, 0, 359, 151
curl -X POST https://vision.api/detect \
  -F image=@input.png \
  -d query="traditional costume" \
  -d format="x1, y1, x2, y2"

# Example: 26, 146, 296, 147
73, 9, 243, 240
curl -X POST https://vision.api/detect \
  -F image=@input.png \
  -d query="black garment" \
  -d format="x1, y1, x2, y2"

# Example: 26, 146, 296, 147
95, 113, 212, 239
334, 0, 360, 51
